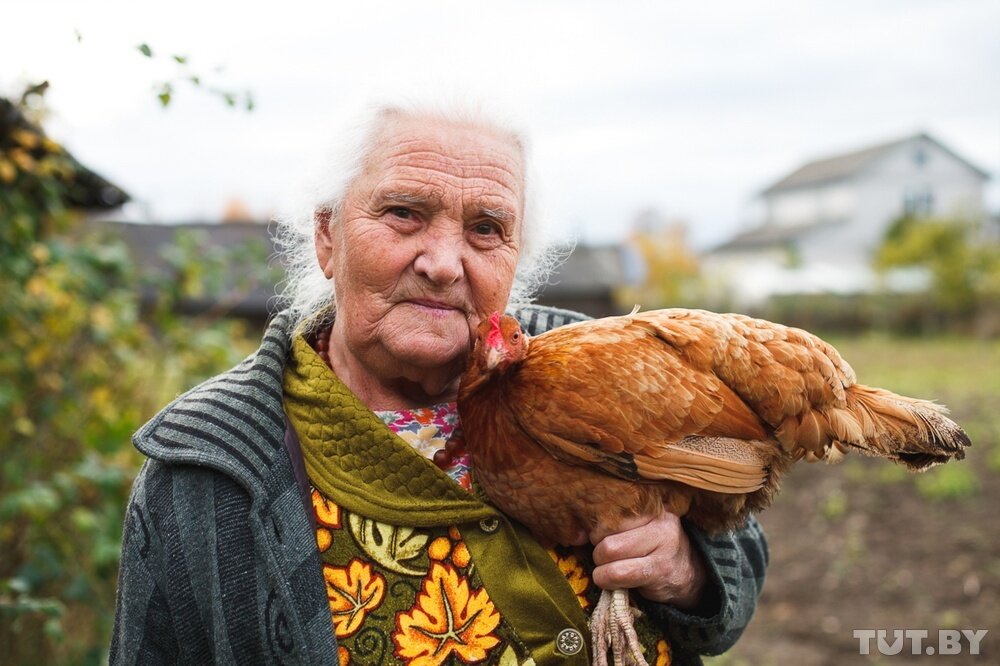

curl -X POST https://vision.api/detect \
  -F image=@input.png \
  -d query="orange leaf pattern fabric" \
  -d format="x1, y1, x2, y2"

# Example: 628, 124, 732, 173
655, 639, 672, 666
393, 563, 501, 666
316, 527, 332, 552
309, 485, 671, 665
548, 548, 592, 610
324, 558, 386, 638
312, 488, 342, 528
310, 490, 533, 665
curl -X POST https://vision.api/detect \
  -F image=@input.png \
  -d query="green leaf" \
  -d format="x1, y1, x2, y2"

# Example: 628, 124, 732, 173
173, 54, 188, 64
157, 83, 173, 108
137, 43, 153, 57
223, 93, 236, 107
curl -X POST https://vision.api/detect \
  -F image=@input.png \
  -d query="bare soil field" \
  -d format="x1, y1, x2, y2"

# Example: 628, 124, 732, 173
708, 336, 999, 666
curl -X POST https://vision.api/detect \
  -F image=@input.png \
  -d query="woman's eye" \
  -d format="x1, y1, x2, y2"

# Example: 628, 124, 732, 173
389, 207, 413, 219
473, 222, 498, 236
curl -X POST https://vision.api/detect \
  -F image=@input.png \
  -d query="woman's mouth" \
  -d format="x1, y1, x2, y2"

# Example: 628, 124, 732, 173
407, 299, 462, 316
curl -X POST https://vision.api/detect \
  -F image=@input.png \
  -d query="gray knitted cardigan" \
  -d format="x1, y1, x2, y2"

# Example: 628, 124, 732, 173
111, 306, 768, 665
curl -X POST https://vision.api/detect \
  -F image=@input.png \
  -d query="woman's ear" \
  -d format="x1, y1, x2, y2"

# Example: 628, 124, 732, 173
314, 208, 336, 279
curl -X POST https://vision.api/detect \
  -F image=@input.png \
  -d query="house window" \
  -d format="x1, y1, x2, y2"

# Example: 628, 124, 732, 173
912, 147, 928, 168
903, 186, 934, 216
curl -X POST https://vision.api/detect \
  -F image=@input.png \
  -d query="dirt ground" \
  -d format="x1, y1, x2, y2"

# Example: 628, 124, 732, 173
706, 454, 999, 665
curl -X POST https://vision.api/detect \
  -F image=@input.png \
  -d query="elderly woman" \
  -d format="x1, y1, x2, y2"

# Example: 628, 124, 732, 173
111, 105, 768, 665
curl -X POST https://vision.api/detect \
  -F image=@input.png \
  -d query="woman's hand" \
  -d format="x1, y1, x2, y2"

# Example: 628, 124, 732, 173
589, 512, 708, 610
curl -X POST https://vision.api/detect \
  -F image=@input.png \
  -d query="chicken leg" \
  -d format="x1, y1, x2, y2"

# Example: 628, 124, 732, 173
591, 588, 647, 666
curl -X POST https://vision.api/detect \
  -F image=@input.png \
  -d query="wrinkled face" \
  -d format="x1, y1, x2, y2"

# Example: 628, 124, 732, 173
316, 117, 525, 373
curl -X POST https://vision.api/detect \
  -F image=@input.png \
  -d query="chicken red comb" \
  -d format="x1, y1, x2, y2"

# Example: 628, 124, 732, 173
486, 312, 504, 349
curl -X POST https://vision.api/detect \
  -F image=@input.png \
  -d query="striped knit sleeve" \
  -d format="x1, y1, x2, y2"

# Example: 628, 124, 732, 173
509, 304, 591, 336
112, 459, 268, 664
641, 517, 768, 657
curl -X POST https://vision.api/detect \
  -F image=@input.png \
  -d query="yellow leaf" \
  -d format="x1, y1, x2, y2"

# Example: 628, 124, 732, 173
30, 244, 51, 264
10, 148, 35, 173
12, 128, 41, 149
0, 159, 15, 183
42, 137, 62, 153
27, 347, 49, 369
14, 418, 36, 436
26, 275, 48, 298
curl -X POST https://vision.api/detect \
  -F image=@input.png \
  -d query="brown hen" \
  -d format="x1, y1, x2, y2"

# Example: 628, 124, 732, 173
457, 309, 969, 666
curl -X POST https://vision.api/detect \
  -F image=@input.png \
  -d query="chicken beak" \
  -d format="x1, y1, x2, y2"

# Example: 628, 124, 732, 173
485, 345, 505, 370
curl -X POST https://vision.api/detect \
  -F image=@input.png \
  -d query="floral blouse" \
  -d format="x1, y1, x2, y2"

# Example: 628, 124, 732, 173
374, 403, 473, 491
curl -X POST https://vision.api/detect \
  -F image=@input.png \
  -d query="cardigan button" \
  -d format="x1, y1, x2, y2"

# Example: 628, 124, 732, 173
555, 628, 584, 656
478, 517, 500, 534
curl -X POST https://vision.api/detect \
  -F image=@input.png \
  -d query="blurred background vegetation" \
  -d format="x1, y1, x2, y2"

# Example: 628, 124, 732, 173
1, 79, 997, 664
0, 87, 273, 664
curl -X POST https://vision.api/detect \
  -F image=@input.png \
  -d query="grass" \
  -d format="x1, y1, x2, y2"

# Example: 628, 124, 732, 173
825, 334, 999, 501
825, 334, 1000, 408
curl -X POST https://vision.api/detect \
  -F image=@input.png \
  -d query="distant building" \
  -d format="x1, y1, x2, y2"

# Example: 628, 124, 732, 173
703, 133, 989, 306
94, 220, 281, 328
535, 244, 629, 318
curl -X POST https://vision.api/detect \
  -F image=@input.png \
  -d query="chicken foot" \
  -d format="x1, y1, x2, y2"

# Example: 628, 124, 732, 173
591, 588, 647, 666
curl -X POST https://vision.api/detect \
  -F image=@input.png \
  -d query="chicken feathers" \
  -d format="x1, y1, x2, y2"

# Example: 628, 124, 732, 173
458, 308, 970, 538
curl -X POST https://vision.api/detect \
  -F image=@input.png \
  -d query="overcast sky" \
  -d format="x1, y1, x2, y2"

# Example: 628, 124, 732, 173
3, 0, 998, 248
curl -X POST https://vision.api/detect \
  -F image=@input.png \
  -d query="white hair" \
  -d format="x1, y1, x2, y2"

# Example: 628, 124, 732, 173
272, 101, 566, 331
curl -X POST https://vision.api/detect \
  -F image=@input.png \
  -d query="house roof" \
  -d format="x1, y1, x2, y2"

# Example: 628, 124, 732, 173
92, 220, 281, 318
536, 244, 625, 296
708, 220, 838, 254
1, 96, 129, 209
761, 132, 990, 195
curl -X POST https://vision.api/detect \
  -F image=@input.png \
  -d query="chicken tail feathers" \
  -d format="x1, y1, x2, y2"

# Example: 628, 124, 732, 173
839, 385, 970, 470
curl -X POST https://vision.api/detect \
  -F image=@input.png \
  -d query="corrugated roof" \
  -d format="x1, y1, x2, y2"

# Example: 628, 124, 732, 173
761, 132, 989, 195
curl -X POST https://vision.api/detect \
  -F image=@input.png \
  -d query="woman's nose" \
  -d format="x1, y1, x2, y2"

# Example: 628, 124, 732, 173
413, 227, 465, 285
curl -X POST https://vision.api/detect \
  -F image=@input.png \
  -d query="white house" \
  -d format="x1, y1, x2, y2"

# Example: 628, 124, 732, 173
702, 133, 989, 306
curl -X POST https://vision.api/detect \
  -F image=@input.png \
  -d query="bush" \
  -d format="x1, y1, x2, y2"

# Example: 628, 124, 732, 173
0, 104, 271, 663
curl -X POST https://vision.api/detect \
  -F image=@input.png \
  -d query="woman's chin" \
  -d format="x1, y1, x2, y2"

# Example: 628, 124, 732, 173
384, 331, 468, 370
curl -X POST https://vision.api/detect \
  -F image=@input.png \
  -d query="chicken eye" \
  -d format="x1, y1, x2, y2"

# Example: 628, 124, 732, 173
512, 332, 520, 341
